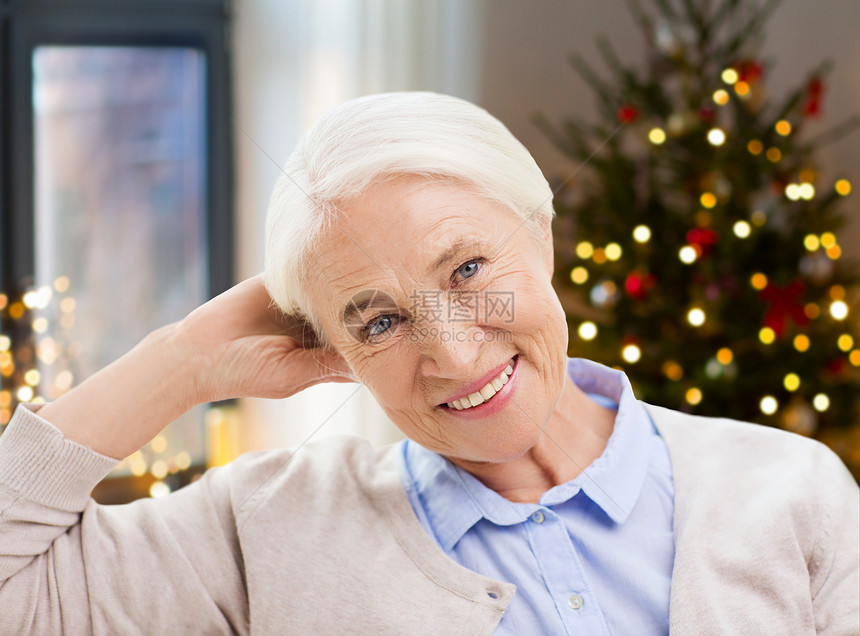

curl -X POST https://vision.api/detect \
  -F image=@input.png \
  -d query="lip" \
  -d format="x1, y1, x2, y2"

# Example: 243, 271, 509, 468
440, 355, 517, 405
439, 355, 520, 419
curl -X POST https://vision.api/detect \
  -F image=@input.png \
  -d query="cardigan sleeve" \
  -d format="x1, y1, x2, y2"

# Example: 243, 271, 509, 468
0, 405, 250, 635
808, 441, 860, 636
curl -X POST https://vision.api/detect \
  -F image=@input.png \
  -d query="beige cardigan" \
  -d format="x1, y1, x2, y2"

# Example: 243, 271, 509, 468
0, 403, 857, 635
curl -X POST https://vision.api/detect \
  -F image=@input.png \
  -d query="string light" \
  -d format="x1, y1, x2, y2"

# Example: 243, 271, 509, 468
679, 246, 698, 264
829, 300, 849, 320
663, 360, 683, 381
835, 179, 851, 196
803, 303, 819, 320
605, 243, 623, 261
803, 234, 820, 251
716, 348, 733, 365
713, 89, 730, 105
760, 395, 778, 415
775, 120, 792, 136
54, 370, 74, 391
16, 386, 34, 402
812, 393, 830, 412
150, 460, 169, 479
820, 232, 837, 248
798, 183, 815, 200
830, 285, 846, 300
766, 147, 782, 162
837, 334, 854, 352
850, 350, 860, 367
0, 335, 10, 351
687, 307, 706, 327
24, 369, 40, 386
632, 225, 651, 243
732, 220, 751, 238
734, 81, 750, 97
54, 276, 70, 293
176, 451, 192, 471
747, 140, 763, 155
578, 321, 598, 341
649, 128, 667, 145
130, 455, 148, 477
793, 334, 810, 352
592, 248, 607, 264
685, 387, 702, 405
750, 272, 768, 290
759, 327, 776, 345
149, 481, 171, 498
751, 210, 767, 226
570, 267, 589, 284
700, 192, 717, 208
785, 184, 801, 201
826, 245, 842, 260
576, 241, 594, 259
621, 344, 641, 363
150, 435, 167, 453
721, 68, 738, 84
707, 128, 726, 146
783, 373, 800, 392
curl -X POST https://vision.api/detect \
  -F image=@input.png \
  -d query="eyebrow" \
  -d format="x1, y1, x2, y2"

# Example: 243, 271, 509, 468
431, 238, 480, 273
342, 296, 375, 326
341, 290, 400, 326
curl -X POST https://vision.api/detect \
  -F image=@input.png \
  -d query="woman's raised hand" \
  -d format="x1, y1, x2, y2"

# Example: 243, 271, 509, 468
179, 274, 355, 403
36, 275, 355, 459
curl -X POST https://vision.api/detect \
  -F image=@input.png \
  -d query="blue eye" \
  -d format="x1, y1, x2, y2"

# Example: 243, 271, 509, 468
363, 314, 402, 341
455, 260, 481, 281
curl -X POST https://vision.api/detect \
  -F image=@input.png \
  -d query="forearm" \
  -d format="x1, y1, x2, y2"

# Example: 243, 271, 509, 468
37, 322, 202, 459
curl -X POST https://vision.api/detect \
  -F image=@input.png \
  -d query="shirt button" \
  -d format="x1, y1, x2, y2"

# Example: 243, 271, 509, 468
568, 594, 584, 610
530, 510, 545, 524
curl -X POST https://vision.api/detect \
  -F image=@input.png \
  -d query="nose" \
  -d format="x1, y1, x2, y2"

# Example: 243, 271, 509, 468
417, 327, 484, 378
415, 319, 484, 380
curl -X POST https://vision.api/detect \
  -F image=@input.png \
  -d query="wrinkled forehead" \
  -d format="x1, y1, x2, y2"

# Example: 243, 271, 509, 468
302, 177, 511, 324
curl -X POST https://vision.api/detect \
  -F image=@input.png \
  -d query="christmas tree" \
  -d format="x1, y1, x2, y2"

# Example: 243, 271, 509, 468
538, 0, 860, 477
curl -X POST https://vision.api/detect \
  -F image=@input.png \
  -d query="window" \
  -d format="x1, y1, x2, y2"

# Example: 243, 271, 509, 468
0, 0, 232, 502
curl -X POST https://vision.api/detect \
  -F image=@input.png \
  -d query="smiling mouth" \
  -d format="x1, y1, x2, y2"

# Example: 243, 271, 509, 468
443, 355, 517, 410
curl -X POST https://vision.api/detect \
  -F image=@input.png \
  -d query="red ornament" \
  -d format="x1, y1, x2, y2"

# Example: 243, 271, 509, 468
686, 228, 719, 256
624, 271, 657, 301
803, 77, 825, 118
617, 104, 639, 123
737, 60, 764, 84
759, 280, 809, 338
827, 357, 846, 375
699, 105, 715, 122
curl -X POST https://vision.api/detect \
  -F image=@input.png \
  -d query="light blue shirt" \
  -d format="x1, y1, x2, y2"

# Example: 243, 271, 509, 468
398, 358, 675, 635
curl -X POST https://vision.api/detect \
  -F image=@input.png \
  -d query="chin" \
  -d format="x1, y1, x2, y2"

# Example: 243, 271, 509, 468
461, 422, 543, 465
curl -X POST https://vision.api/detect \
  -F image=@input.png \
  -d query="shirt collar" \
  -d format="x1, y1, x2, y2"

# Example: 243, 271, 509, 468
400, 358, 657, 552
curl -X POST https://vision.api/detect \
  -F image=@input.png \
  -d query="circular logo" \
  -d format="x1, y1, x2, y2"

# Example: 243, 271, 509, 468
342, 289, 400, 343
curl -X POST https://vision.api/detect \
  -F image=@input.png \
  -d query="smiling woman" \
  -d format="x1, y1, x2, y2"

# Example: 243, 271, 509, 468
0, 92, 857, 635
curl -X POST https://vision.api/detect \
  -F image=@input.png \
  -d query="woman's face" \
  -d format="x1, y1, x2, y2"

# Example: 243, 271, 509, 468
305, 176, 571, 465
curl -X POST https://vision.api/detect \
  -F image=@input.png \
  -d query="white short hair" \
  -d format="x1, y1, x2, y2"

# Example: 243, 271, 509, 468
264, 91, 554, 332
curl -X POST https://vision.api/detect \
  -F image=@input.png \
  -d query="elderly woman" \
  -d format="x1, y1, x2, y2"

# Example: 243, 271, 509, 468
1, 93, 857, 635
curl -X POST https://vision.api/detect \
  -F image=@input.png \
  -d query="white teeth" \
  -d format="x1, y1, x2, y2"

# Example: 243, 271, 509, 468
446, 357, 516, 411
